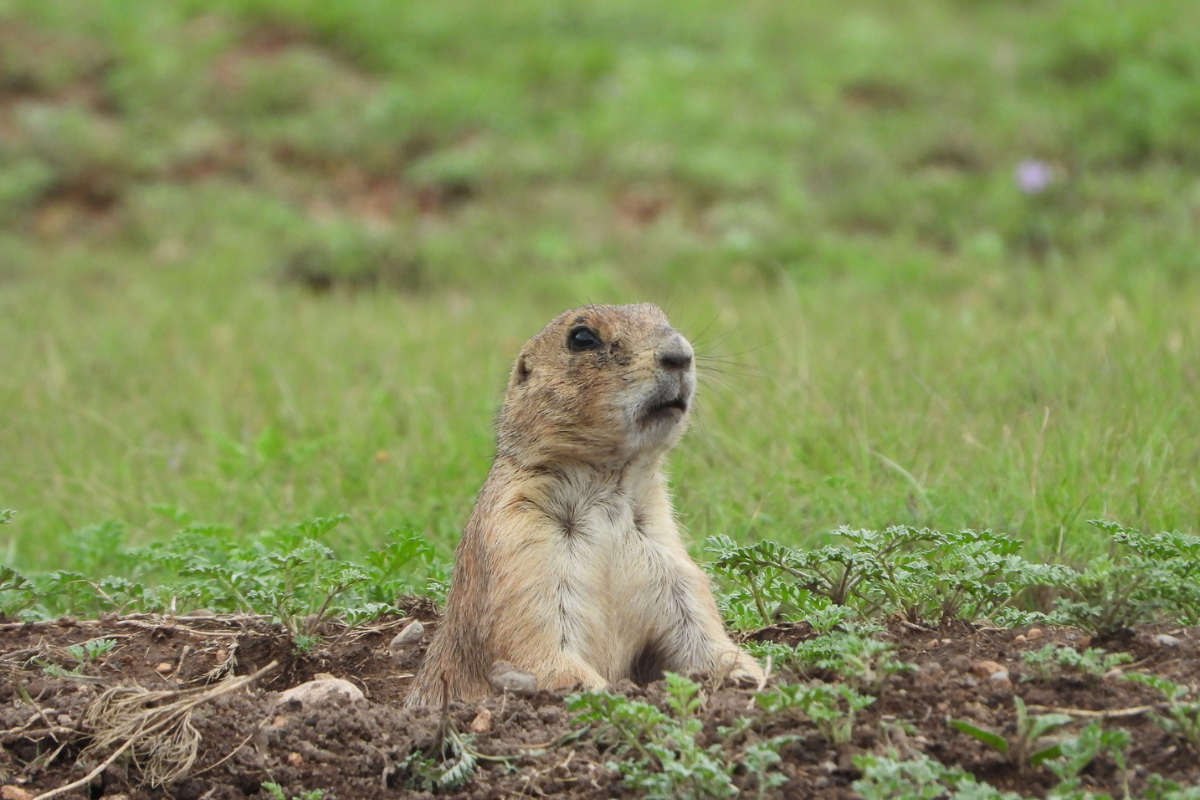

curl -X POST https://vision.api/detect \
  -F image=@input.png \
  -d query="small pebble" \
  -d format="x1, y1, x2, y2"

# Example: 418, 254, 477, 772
276, 677, 365, 708
1026, 628, 1043, 640
914, 662, 943, 688
989, 669, 1011, 683
489, 661, 538, 695
971, 660, 1005, 678
1154, 634, 1181, 647
925, 639, 939, 648
390, 620, 425, 650
469, 708, 492, 734
271, 715, 288, 728
1014, 635, 1027, 643
287, 752, 303, 766
947, 655, 972, 673
156, 662, 174, 674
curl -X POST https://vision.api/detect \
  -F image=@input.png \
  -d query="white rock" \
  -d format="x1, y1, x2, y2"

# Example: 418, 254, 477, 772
276, 677, 364, 708
489, 661, 538, 695
390, 620, 425, 650
1154, 633, 1181, 647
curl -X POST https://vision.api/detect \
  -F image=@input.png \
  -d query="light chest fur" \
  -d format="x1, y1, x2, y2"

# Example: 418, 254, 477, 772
504, 459, 695, 681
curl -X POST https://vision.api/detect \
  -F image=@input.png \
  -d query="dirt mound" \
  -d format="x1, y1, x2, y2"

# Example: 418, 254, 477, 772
1, 611, 1197, 799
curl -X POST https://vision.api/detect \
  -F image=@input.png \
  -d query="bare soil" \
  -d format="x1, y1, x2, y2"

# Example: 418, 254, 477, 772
1, 605, 1197, 799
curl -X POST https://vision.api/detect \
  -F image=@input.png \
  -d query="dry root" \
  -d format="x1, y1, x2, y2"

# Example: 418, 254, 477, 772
33, 661, 277, 800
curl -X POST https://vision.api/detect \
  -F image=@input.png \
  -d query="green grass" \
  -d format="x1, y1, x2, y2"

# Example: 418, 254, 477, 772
1, 0, 1198, 573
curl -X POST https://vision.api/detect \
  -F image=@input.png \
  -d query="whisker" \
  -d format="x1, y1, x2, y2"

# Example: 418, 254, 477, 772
699, 334, 788, 359
686, 309, 725, 351
697, 362, 779, 381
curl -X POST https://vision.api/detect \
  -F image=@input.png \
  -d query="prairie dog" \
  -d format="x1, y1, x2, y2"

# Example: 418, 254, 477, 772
405, 304, 763, 706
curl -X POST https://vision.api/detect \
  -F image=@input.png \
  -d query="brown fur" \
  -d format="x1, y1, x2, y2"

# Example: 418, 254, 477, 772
405, 304, 763, 707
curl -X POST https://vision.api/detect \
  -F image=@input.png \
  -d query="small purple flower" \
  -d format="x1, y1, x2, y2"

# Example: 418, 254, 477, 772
1014, 159, 1053, 195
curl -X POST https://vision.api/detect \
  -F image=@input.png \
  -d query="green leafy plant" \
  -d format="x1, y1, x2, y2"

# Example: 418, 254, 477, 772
949, 696, 1075, 772
1142, 774, 1200, 800
261, 783, 325, 800
791, 626, 911, 691
291, 634, 321, 655
360, 529, 439, 605
740, 739, 791, 800
1106, 523, 1200, 624
1021, 644, 1133, 684
569, 673, 794, 799
67, 637, 117, 664
1054, 522, 1200, 633
403, 730, 481, 792
853, 751, 1024, 800
7, 512, 443, 624
0, 565, 39, 618
133, 516, 395, 632
30, 637, 117, 678
751, 680, 874, 746
748, 625, 910, 691
1046, 720, 1130, 799
1123, 674, 1200, 750
706, 535, 817, 627
804, 605, 859, 634
709, 527, 1068, 625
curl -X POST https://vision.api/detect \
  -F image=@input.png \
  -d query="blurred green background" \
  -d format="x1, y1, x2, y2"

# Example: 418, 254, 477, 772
1, 0, 1198, 572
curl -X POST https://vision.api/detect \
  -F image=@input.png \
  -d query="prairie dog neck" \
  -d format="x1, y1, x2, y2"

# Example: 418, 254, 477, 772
492, 452, 676, 540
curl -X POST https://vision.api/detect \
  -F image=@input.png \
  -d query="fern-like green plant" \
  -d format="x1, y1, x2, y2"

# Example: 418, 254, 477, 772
569, 673, 795, 799
949, 697, 1074, 772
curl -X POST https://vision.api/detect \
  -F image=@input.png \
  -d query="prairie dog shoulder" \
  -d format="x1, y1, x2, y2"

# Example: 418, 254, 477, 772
406, 304, 762, 707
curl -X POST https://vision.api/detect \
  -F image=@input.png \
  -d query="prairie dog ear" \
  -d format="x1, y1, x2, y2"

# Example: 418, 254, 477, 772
514, 354, 532, 385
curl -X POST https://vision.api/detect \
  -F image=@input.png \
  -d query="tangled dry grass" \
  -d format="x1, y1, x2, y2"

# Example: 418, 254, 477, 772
32, 661, 277, 800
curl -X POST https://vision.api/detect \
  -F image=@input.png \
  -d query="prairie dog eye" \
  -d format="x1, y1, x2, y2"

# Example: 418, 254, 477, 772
567, 325, 603, 352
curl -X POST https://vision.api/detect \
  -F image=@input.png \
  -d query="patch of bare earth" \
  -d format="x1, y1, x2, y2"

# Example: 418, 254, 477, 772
1, 609, 1197, 799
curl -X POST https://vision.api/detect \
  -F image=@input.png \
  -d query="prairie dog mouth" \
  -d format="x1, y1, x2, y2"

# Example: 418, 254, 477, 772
640, 396, 689, 424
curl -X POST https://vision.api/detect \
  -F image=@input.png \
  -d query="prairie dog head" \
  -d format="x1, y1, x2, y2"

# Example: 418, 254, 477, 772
497, 304, 695, 466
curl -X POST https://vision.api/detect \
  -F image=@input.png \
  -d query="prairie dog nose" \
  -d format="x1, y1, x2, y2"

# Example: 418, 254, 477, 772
657, 334, 694, 372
